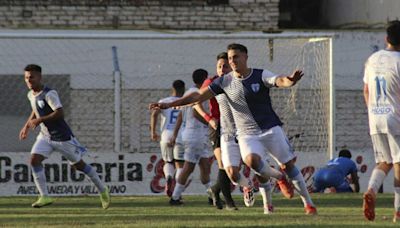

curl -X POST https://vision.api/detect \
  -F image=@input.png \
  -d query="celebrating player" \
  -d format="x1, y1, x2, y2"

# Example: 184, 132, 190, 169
19, 64, 110, 209
150, 43, 316, 215
150, 80, 186, 197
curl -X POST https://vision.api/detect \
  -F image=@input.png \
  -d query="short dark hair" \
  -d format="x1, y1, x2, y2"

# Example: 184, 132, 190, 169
338, 149, 352, 159
24, 64, 42, 73
192, 69, 208, 85
386, 20, 400, 46
217, 52, 228, 61
227, 43, 248, 54
172, 79, 185, 93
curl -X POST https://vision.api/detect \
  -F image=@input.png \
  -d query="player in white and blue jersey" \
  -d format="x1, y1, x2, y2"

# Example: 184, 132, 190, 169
149, 43, 316, 215
150, 80, 185, 197
363, 20, 400, 222
169, 69, 213, 205
312, 149, 359, 193
19, 64, 110, 209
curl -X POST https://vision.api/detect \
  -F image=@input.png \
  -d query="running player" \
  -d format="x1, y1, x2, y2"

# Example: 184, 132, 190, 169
169, 69, 213, 205
149, 43, 316, 215
363, 20, 400, 222
150, 80, 186, 197
19, 64, 110, 209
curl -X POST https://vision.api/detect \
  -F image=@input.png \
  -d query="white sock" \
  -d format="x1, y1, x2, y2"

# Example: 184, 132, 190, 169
83, 164, 106, 193
175, 168, 183, 180
163, 162, 175, 180
255, 162, 282, 180
292, 173, 314, 207
368, 168, 386, 193
31, 166, 48, 196
172, 183, 185, 200
259, 182, 272, 208
395, 187, 400, 212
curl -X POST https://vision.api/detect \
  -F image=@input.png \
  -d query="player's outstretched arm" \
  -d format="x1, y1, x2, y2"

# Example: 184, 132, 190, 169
26, 108, 64, 130
19, 110, 36, 140
150, 109, 160, 141
149, 87, 214, 110
275, 70, 304, 88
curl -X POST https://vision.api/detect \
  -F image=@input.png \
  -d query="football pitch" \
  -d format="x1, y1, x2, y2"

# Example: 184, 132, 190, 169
0, 193, 397, 227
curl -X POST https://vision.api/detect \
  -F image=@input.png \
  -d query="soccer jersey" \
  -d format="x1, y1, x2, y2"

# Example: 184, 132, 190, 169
363, 49, 400, 135
28, 86, 73, 141
209, 68, 282, 136
158, 96, 182, 143
326, 157, 357, 177
181, 86, 209, 141
215, 94, 236, 141
202, 76, 220, 120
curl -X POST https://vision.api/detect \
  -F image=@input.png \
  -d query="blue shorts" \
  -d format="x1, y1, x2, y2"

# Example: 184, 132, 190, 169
312, 166, 352, 193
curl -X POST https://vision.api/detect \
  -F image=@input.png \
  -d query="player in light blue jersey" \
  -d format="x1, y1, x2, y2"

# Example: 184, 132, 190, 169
19, 64, 110, 209
150, 80, 186, 197
312, 149, 359, 193
150, 43, 316, 215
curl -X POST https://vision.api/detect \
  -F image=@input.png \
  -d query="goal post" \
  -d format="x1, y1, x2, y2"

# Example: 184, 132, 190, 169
0, 31, 334, 158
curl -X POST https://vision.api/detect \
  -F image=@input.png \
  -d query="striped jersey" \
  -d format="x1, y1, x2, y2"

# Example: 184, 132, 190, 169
27, 86, 73, 141
209, 68, 282, 136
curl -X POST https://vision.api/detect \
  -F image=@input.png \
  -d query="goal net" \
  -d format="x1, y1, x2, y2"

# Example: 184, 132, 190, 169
0, 32, 333, 156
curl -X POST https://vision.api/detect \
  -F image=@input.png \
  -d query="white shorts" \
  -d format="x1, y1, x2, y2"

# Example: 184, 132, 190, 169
221, 136, 241, 168
371, 133, 400, 164
183, 140, 210, 164
160, 142, 185, 162
237, 126, 294, 166
31, 134, 87, 165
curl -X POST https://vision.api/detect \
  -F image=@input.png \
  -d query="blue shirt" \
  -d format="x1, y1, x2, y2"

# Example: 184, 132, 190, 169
326, 157, 357, 177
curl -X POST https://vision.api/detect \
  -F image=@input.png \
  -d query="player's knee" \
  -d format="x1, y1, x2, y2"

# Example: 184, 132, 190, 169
30, 154, 44, 167
244, 154, 261, 170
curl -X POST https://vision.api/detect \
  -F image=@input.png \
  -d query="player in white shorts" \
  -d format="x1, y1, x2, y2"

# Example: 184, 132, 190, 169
150, 80, 186, 197
19, 64, 110, 209
168, 69, 213, 205
362, 20, 400, 222
150, 43, 316, 215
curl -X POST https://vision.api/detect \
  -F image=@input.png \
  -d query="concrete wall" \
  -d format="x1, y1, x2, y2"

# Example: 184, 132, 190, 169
320, 0, 400, 28
0, 0, 279, 30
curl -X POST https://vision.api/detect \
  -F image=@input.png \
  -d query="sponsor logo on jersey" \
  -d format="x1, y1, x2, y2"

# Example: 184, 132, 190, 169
37, 100, 45, 109
371, 105, 393, 115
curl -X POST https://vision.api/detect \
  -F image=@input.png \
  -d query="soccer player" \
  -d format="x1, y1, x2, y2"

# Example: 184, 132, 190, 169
199, 52, 238, 210
19, 64, 110, 209
363, 20, 400, 222
150, 80, 186, 197
150, 43, 316, 215
312, 149, 359, 193
169, 69, 213, 205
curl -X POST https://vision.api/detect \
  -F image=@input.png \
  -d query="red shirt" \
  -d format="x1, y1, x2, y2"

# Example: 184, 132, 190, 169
201, 75, 220, 120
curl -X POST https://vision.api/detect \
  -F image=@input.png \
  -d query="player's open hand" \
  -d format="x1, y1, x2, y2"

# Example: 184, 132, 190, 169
19, 126, 29, 140
288, 70, 304, 85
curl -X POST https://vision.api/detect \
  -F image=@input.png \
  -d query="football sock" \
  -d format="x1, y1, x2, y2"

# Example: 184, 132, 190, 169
368, 168, 386, 193
163, 162, 175, 180
175, 168, 183, 180
32, 165, 48, 196
290, 168, 314, 206
395, 187, 400, 212
255, 162, 282, 180
211, 169, 222, 195
83, 164, 106, 193
172, 183, 185, 200
259, 181, 272, 207
219, 169, 234, 204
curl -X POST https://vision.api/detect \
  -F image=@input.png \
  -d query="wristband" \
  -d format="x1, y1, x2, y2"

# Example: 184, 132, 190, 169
203, 113, 212, 122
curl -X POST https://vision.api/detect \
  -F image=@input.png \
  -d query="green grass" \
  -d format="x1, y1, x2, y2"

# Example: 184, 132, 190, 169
0, 193, 398, 227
